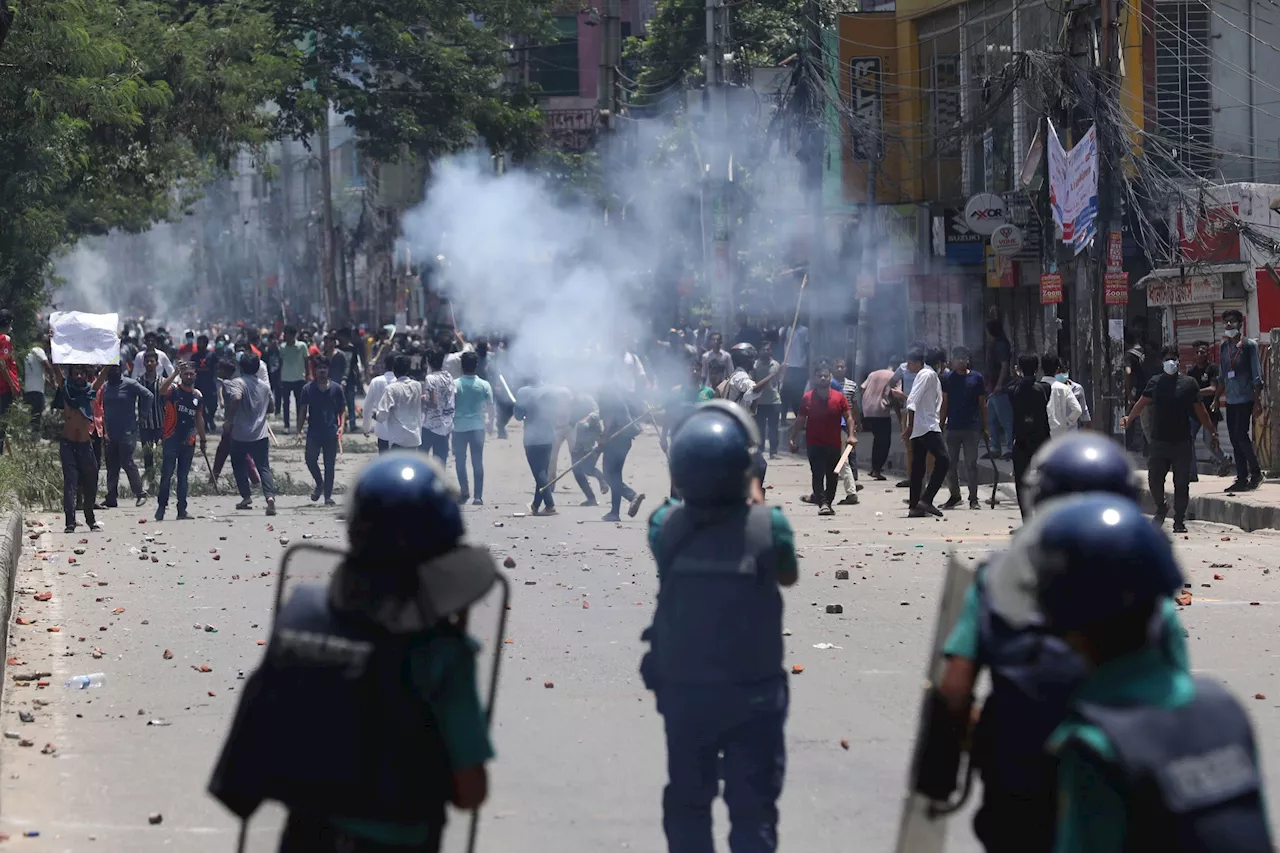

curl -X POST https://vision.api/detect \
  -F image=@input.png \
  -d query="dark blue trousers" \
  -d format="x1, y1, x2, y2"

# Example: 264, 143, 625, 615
656, 677, 788, 853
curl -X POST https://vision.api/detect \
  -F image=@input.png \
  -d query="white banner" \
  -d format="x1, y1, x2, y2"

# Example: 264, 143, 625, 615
1047, 121, 1099, 255
50, 311, 120, 365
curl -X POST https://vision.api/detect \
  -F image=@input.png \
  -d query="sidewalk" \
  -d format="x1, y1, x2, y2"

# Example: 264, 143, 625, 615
841, 426, 1280, 532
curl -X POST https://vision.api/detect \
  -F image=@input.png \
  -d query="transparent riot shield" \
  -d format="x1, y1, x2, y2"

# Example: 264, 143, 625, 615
227, 543, 510, 853
892, 552, 976, 853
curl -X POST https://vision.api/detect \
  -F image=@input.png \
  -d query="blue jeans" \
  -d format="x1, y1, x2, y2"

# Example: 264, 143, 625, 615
305, 432, 339, 500
987, 392, 1014, 454
452, 429, 485, 500
230, 437, 276, 500
157, 438, 195, 516
657, 677, 788, 853
603, 437, 636, 516
525, 443, 554, 511
421, 429, 449, 465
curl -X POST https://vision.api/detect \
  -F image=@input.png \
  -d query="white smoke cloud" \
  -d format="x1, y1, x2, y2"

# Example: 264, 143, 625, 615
51, 223, 195, 325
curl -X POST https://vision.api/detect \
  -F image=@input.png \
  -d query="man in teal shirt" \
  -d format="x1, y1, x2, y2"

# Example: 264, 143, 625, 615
278, 325, 310, 432
452, 351, 493, 505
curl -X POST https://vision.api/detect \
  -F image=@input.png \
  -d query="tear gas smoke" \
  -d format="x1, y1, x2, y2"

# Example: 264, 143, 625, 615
400, 156, 657, 388
51, 223, 195, 325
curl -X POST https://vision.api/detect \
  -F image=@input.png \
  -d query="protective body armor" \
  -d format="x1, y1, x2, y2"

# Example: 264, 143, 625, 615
644, 504, 780, 686
1074, 676, 1272, 853
209, 584, 453, 826
972, 564, 1087, 797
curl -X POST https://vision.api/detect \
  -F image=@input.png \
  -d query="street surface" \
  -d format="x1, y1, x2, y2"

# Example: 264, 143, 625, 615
3, 421, 1280, 851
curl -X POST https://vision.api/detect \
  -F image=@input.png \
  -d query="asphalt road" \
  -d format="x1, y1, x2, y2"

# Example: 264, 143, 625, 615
3, 419, 1280, 852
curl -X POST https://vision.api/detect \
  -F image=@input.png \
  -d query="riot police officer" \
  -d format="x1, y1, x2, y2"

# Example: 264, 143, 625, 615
209, 452, 499, 853
932, 433, 1189, 853
640, 400, 796, 853
1028, 494, 1271, 853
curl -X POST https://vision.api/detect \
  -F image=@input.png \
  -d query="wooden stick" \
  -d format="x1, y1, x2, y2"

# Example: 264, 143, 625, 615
778, 274, 808, 396
833, 442, 853, 474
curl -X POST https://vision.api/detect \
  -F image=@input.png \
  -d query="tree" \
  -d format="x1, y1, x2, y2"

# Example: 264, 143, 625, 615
264, 0, 553, 163
0, 0, 299, 335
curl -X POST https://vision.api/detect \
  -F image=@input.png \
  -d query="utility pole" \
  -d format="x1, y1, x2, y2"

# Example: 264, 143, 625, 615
702, 0, 732, 335
598, 0, 621, 122
801, 0, 826, 359
318, 99, 338, 326
1091, 0, 1121, 434
853, 152, 878, 384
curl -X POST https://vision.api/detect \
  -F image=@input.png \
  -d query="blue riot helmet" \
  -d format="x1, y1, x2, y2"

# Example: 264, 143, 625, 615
992, 494, 1184, 633
1023, 433, 1141, 507
669, 400, 761, 505
347, 452, 464, 564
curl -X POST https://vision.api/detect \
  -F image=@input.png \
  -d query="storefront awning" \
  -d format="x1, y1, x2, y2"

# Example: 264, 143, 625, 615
1133, 263, 1250, 290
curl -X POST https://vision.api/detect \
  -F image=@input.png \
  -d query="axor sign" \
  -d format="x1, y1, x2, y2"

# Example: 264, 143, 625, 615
990, 223, 1024, 256
964, 193, 1008, 236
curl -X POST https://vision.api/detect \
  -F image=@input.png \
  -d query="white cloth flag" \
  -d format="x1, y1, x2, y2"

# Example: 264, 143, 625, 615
50, 311, 120, 365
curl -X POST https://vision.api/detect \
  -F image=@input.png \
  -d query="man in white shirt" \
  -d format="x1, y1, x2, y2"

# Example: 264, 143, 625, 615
132, 332, 174, 379
421, 348, 456, 463
23, 338, 52, 430
373, 354, 424, 450
442, 331, 474, 379
779, 322, 810, 419
904, 346, 950, 518
700, 333, 733, 389
1042, 352, 1084, 438
361, 362, 397, 452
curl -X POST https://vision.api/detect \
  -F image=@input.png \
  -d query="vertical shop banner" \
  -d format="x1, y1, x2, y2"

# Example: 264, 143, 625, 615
985, 245, 1015, 288
1040, 272, 1063, 304
1107, 230, 1123, 271
1046, 120, 1099, 254
1104, 270, 1129, 305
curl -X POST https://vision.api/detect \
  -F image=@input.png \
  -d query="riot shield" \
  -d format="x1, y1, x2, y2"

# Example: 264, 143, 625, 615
225, 543, 510, 853
892, 552, 976, 853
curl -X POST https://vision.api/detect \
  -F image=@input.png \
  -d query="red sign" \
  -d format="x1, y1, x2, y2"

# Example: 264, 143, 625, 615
1107, 231, 1123, 272
1040, 272, 1063, 304
1104, 270, 1129, 305
1178, 203, 1241, 264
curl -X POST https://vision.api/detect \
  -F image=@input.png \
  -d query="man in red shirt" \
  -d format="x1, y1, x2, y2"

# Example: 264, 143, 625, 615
788, 362, 856, 515
0, 309, 22, 453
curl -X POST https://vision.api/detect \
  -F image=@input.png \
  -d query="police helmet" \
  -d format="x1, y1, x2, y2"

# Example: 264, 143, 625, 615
1023, 433, 1140, 507
347, 452, 463, 562
729, 342, 758, 370
1019, 494, 1184, 633
669, 400, 761, 505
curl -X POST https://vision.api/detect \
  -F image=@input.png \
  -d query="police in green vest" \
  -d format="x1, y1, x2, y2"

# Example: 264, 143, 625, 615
1020, 493, 1271, 853
640, 400, 796, 853
209, 453, 499, 853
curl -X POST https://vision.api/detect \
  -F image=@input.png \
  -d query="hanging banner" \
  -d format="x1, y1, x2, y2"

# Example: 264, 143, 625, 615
985, 246, 1015, 288
1047, 121, 1099, 255
1040, 272, 1063, 304
1104, 270, 1129, 305
1107, 230, 1123, 272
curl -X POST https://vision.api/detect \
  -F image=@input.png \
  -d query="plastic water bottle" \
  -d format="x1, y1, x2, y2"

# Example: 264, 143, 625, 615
65, 673, 106, 690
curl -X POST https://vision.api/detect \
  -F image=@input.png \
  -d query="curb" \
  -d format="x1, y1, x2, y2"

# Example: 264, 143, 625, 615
0, 508, 24, 692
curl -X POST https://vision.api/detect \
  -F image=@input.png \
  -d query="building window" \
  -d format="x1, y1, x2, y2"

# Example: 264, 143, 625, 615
530, 16, 581, 98
964, 0, 1015, 194
1153, 1, 1213, 175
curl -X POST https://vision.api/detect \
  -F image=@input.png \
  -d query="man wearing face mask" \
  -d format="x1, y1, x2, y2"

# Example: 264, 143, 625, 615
50, 363, 106, 533
99, 362, 154, 508
1121, 346, 1218, 533
1217, 309, 1264, 492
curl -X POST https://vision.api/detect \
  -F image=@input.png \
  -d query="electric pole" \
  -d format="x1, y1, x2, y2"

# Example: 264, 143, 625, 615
701, 0, 732, 335
1091, 0, 1120, 434
318, 99, 339, 326
801, 0, 826, 359
598, 0, 621, 121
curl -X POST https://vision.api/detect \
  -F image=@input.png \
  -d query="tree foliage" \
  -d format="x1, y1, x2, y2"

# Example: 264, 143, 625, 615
265, 0, 552, 163
0, 0, 555, 340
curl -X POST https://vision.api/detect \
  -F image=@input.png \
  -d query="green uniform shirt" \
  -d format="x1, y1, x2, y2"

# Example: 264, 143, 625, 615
647, 500, 796, 581
1047, 645, 1198, 853
330, 632, 494, 846
943, 572, 1189, 674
